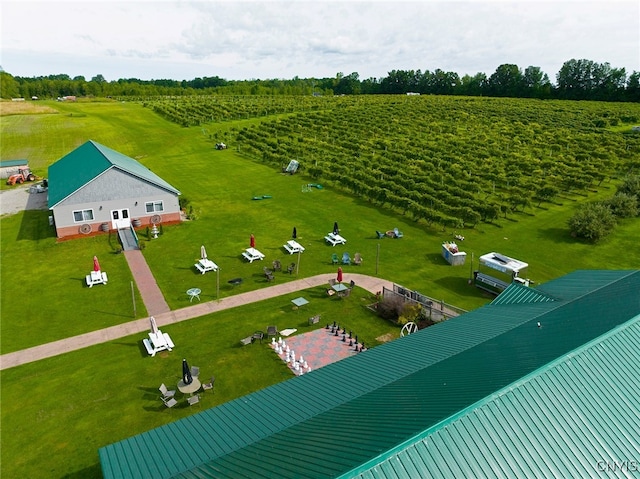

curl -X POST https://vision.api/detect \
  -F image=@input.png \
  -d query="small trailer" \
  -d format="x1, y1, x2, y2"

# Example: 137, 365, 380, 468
474, 252, 529, 295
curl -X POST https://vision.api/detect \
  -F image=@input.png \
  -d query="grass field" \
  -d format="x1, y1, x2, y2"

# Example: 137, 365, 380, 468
1, 98, 639, 478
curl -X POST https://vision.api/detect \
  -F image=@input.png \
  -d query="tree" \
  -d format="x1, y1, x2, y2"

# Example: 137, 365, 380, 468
616, 175, 640, 212
567, 202, 616, 242
0, 71, 20, 98
604, 193, 638, 218
488, 64, 523, 97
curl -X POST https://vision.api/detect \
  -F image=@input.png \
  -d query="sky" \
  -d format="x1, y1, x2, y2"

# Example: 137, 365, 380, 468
1, 1, 639, 83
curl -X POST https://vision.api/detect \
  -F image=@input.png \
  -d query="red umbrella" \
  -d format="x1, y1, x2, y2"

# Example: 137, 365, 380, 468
250, 234, 256, 249
93, 256, 101, 272
337, 267, 343, 283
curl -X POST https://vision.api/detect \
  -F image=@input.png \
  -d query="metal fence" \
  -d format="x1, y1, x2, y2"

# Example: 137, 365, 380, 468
384, 284, 467, 321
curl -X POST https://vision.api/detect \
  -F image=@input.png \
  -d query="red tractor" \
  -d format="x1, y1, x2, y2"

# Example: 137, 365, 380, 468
6, 167, 36, 185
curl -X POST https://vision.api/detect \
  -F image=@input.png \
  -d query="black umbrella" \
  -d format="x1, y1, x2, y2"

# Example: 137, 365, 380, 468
333, 222, 339, 235
182, 358, 193, 385
292, 227, 297, 239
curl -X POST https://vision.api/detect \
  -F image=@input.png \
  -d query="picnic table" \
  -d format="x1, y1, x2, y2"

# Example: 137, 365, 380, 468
242, 247, 265, 263
324, 233, 346, 246
283, 240, 305, 254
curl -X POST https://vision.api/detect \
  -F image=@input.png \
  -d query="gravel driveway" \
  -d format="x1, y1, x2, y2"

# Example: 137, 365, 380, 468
0, 185, 49, 216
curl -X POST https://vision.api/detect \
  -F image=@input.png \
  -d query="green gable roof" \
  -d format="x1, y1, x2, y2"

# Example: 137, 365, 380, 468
349, 313, 640, 478
48, 140, 180, 208
99, 270, 640, 479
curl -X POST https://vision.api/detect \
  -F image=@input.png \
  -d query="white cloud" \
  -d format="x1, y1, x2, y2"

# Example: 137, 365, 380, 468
1, 1, 638, 81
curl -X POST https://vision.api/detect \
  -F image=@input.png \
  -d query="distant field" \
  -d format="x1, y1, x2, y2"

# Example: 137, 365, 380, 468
1, 96, 639, 479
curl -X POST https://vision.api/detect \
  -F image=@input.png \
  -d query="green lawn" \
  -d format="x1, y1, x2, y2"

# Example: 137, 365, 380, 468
1, 99, 639, 478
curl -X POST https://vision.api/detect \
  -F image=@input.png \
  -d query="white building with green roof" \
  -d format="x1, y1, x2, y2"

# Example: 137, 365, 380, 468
48, 140, 181, 239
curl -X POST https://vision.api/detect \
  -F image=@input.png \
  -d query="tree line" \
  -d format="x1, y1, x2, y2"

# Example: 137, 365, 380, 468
1, 58, 638, 102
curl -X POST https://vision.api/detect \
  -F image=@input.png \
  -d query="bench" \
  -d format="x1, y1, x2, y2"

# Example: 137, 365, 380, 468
163, 333, 175, 349
308, 314, 321, 325
143, 338, 155, 356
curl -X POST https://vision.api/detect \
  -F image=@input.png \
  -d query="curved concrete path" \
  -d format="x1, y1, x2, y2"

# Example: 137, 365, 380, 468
0, 273, 393, 370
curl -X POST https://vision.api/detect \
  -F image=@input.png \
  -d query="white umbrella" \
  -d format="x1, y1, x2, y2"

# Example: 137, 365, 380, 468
150, 316, 159, 335
201, 245, 207, 260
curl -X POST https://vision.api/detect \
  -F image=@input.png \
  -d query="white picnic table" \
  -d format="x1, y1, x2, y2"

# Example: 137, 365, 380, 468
283, 240, 305, 254
324, 233, 347, 246
86, 270, 108, 287
195, 258, 218, 274
242, 247, 265, 263
142, 331, 175, 357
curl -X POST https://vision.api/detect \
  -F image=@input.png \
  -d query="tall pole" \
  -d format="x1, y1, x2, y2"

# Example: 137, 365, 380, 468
131, 281, 136, 318
296, 250, 301, 276
376, 243, 380, 275
216, 267, 220, 301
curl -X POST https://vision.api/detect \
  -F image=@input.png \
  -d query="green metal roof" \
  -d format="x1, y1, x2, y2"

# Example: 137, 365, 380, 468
490, 282, 558, 305
48, 140, 180, 208
99, 270, 640, 479
0, 159, 28, 168
348, 313, 640, 479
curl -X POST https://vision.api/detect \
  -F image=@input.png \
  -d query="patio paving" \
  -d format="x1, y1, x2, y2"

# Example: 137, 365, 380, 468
270, 325, 365, 375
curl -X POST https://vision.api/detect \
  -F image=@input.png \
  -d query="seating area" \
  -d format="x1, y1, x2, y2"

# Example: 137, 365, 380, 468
324, 232, 347, 246
283, 240, 305, 254
143, 330, 175, 357
342, 252, 351, 265
194, 258, 218, 274
86, 270, 108, 287
353, 253, 363, 265
242, 247, 265, 263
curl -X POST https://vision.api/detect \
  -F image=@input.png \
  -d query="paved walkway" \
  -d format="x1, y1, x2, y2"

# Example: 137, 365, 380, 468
124, 249, 170, 316
0, 273, 393, 370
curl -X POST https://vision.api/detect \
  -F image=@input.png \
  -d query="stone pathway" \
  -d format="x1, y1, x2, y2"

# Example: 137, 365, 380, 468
0, 273, 393, 370
124, 249, 170, 316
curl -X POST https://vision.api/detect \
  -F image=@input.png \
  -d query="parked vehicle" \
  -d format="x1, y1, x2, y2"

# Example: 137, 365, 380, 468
6, 167, 36, 185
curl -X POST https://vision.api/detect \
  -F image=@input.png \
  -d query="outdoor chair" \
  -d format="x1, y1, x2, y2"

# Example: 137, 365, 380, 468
202, 376, 215, 393
353, 253, 362, 265
161, 396, 178, 408
187, 395, 200, 406
159, 383, 176, 399
393, 227, 404, 239
349, 280, 356, 289
253, 331, 264, 343
331, 253, 339, 264
266, 272, 275, 282
376, 230, 386, 239
272, 260, 282, 271
327, 288, 336, 296
338, 288, 352, 299
266, 325, 278, 338
328, 278, 336, 286
287, 263, 295, 274
191, 366, 200, 378
342, 252, 351, 265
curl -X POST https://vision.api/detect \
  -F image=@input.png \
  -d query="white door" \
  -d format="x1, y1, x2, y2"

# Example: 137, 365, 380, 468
111, 208, 131, 229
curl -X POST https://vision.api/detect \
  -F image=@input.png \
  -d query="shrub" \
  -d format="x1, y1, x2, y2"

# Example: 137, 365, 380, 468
376, 294, 406, 321
568, 202, 616, 242
604, 193, 639, 218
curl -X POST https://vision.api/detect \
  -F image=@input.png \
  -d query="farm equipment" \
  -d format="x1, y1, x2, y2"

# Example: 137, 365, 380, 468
6, 167, 36, 185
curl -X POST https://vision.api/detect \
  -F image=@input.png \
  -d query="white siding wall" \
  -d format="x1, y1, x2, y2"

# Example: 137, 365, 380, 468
52, 168, 180, 229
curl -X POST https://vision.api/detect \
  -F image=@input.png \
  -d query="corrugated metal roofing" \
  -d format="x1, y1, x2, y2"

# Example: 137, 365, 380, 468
48, 140, 180, 208
0, 159, 28, 168
490, 282, 558, 305
99, 270, 640, 479
348, 314, 640, 479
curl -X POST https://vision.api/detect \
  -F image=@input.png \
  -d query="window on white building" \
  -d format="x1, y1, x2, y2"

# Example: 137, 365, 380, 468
73, 209, 94, 222
145, 201, 164, 213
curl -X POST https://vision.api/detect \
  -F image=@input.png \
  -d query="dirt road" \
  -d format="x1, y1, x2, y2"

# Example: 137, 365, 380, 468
0, 185, 49, 216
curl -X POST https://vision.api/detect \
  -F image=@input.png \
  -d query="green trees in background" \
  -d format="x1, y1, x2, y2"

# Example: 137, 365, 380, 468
2, 58, 638, 101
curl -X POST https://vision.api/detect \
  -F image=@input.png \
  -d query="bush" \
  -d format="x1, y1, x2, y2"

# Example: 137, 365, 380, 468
376, 294, 406, 321
604, 193, 639, 218
568, 202, 616, 242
